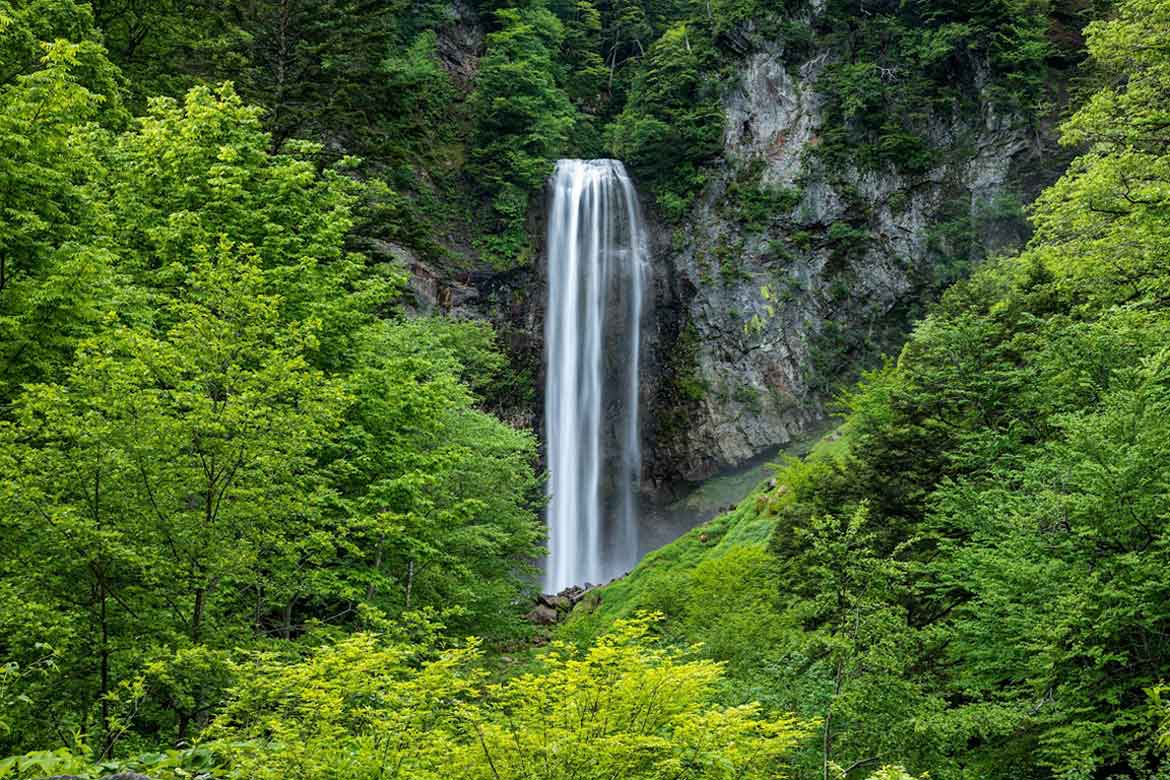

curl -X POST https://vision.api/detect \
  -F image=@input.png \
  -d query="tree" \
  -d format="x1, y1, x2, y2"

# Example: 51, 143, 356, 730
0, 0, 124, 401
1027, 0, 1170, 308
0, 245, 346, 751
772, 504, 934, 779
327, 318, 544, 639
205, 615, 810, 780
927, 320, 1170, 774
87, 0, 218, 102
601, 0, 653, 80
470, 0, 577, 268
558, 0, 609, 109
104, 83, 393, 371
606, 22, 722, 219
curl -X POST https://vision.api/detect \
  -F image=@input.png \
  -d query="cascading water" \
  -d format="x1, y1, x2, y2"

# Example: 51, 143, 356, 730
544, 159, 648, 593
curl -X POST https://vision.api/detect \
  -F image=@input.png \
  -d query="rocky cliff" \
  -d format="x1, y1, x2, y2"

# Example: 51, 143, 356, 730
406, 6, 1070, 502
639, 42, 1064, 488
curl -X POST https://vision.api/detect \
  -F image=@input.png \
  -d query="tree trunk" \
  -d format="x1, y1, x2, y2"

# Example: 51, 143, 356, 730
191, 584, 205, 643
95, 469, 113, 759
365, 533, 385, 602
405, 559, 414, 611
281, 599, 294, 640
98, 573, 111, 758
824, 658, 843, 780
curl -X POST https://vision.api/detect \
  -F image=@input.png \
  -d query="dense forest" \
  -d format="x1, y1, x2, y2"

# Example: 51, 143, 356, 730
2, 0, 1170, 778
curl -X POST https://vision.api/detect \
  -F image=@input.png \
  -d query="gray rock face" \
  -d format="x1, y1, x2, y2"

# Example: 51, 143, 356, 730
435, 0, 482, 89
640, 43, 1052, 485
397, 13, 1063, 502
724, 50, 822, 184
525, 604, 559, 625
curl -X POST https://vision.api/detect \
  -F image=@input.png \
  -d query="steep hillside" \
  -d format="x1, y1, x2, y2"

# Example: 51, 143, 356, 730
556, 2, 1170, 775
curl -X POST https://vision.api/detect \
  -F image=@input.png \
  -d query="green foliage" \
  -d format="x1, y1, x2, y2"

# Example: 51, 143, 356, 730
558, 0, 610, 111
926, 330, 1170, 772
88, 0, 470, 265
1, 242, 346, 750
864, 769, 925, 780
607, 23, 724, 220
0, 1, 124, 399
812, 0, 1052, 173
771, 503, 936, 778
725, 162, 803, 233
330, 317, 544, 640
758, 1, 1170, 774
471, 0, 578, 268
105, 84, 390, 370
0, 59, 542, 758
1027, 0, 1170, 308
3, 617, 810, 780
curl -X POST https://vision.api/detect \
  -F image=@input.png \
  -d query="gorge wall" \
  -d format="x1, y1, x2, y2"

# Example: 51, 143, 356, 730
640, 44, 1063, 488
403, 3, 1072, 505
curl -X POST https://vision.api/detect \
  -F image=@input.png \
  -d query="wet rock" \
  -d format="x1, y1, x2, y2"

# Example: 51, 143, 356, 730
526, 582, 611, 626
537, 593, 572, 611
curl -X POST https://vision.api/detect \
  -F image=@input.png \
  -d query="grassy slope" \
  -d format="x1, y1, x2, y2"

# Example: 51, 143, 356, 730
557, 424, 850, 709
560, 485, 777, 640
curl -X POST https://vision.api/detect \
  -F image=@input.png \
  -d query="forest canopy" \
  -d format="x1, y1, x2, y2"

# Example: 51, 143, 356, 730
4, 0, 1170, 778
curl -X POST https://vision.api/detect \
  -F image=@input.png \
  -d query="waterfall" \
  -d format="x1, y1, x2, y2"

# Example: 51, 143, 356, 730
544, 159, 648, 593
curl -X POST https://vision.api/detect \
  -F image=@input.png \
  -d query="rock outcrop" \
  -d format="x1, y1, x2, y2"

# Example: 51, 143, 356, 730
401, 8, 1069, 504
525, 585, 604, 626
639, 42, 1062, 485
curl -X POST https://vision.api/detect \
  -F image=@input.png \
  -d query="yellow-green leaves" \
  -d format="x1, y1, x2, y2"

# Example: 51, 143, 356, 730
1027, 0, 1170, 308
205, 615, 809, 780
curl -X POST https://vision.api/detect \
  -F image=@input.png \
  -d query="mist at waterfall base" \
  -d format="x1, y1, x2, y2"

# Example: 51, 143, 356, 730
543, 159, 648, 593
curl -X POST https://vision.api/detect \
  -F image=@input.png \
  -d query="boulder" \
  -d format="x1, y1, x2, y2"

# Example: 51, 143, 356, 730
537, 593, 573, 611
525, 604, 558, 625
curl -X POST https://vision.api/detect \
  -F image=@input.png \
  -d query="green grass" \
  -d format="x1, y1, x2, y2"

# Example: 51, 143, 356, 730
807, 420, 851, 461
558, 482, 777, 644
558, 420, 851, 649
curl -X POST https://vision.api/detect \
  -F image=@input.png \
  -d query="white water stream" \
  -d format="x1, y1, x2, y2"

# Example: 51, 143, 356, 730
543, 159, 648, 592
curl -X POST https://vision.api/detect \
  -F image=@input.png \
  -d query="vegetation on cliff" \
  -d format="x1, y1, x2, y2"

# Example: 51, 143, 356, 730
570, 1, 1170, 775
3, 0, 1170, 778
